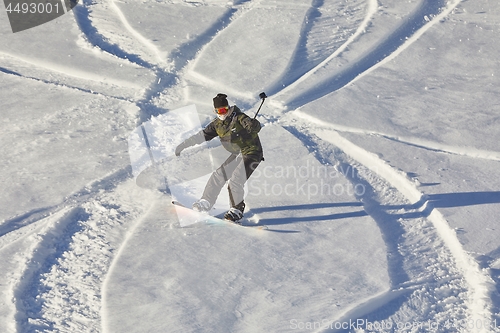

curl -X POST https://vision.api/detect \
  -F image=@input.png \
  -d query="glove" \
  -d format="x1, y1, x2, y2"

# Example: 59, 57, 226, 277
241, 117, 261, 133
249, 118, 261, 133
175, 142, 187, 156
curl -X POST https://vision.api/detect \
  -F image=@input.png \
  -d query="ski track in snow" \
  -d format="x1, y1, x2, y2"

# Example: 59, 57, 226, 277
1, 167, 131, 243
279, 0, 462, 111
0, 52, 139, 102
162, 0, 495, 329
108, 0, 166, 66
3, 167, 134, 331
2, 1, 260, 331
270, 0, 495, 329
2, 0, 499, 331
293, 110, 500, 162
270, 0, 378, 99
183, 5, 496, 326
281, 119, 495, 332
74, 0, 173, 122
183, 0, 266, 104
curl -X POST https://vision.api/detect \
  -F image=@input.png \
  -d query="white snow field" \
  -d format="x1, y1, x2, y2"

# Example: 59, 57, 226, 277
1, 0, 500, 332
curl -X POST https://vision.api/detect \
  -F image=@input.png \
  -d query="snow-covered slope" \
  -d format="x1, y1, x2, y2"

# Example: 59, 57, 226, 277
1, 0, 499, 332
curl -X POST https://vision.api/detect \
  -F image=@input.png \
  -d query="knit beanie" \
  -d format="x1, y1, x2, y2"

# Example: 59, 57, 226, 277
213, 93, 229, 108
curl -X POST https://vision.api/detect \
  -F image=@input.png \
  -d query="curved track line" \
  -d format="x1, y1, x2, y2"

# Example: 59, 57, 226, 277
182, 1, 276, 105
109, 0, 167, 66
100, 197, 159, 333
284, 124, 475, 330
73, 0, 177, 122
185, 1, 255, 73
0, 167, 132, 249
282, 0, 461, 110
0, 51, 142, 90
13, 207, 83, 331
290, 113, 494, 331
272, 0, 377, 99
73, 0, 152, 69
321, 287, 414, 332
186, 71, 255, 103
292, 110, 500, 161
0, 65, 135, 103
350, 0, 461, 86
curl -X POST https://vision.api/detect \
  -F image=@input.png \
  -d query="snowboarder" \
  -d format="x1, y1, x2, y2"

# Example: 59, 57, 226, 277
174, 93, 264, 222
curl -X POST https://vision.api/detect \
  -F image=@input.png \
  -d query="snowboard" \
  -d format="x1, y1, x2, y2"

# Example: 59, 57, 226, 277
171, 200, 267, 229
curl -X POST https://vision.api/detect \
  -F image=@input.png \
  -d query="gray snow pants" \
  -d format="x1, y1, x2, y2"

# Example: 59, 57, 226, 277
201, 153, 262, 209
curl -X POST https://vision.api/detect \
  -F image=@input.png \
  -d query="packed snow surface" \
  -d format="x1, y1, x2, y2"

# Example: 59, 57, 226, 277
1, 0, 500, 332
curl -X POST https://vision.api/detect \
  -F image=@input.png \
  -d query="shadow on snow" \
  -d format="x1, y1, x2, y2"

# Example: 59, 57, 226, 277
251, 202, 367, 225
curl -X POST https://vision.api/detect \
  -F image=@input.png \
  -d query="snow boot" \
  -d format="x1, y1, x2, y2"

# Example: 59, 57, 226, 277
224, 202, 245, 224
192, 199, 211, 212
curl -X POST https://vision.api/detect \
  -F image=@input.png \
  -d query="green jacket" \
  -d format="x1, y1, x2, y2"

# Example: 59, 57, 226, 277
182, 106, 263, 158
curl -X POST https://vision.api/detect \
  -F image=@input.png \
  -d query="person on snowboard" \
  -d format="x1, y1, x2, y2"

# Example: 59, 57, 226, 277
174, 93, 263, 223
